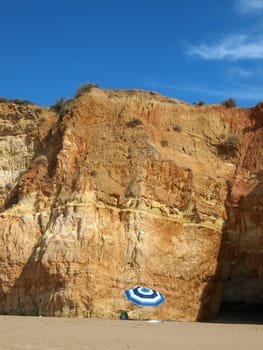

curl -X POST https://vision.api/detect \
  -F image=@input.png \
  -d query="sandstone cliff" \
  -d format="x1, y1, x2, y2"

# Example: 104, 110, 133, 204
0, 89, 262, 320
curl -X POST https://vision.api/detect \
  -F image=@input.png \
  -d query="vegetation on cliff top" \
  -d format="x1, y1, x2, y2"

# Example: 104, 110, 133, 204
50, 82, 99, 118
0, 97, 34, 105
221, 98, 236, 108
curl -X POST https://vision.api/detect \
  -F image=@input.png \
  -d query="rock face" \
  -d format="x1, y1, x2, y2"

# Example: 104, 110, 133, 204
0, 90, 262, 320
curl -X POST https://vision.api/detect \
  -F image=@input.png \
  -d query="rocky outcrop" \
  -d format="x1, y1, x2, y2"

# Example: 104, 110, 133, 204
0, 89, 262, 320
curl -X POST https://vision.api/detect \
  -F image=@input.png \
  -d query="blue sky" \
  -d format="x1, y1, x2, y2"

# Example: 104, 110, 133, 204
1, 0, 263, 107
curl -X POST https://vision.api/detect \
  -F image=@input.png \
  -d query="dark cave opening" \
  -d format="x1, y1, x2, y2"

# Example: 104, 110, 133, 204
215, 302, 263, 324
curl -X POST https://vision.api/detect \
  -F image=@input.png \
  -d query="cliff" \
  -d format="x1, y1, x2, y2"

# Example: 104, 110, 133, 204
0, 89, 262, 320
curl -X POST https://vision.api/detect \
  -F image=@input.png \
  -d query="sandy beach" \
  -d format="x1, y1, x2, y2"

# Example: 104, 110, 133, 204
0, 316, 262, 350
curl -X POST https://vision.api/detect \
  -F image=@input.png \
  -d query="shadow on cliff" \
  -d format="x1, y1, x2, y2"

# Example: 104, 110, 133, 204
3, 117, 64, 211
197, 103, 263, 324
1, 236, 65, 316
197, 171, 263, 324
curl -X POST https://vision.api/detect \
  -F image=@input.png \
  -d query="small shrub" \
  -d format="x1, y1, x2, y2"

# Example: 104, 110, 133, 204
33, 155, 48, 166
5, 182, 13, 191
160, 139, 169, 147
198, 100, 205, 106
125, 178, 141, 198
39, 116, 47, 124
35, 108, 42, 114
75, 82, 99, 98
15, 99, 33, 105
126, 118, 143, 128
90, 169, 97, 177
173, 124, 182, 132
0, 97, 32, 105
226, 179, 234, 189
0, 97, 9, 103
50, 97, 75, 118
221, 98, 236, 108
217, 135, 239, 157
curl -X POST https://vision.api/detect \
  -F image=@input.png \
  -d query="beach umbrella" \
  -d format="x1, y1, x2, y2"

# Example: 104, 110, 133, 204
124, 286, 165, 307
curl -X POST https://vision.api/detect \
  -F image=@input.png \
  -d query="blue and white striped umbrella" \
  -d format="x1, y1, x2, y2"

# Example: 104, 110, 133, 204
124, 286, 165, 307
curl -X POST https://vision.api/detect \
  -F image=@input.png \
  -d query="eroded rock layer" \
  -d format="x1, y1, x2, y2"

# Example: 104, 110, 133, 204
0, 89, 262, 320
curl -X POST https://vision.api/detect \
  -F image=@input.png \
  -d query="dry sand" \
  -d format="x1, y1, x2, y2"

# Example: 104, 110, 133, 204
0, 316, 262, 350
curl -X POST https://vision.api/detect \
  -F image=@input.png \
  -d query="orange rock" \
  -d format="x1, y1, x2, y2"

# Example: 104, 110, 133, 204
0, 89, 262, 320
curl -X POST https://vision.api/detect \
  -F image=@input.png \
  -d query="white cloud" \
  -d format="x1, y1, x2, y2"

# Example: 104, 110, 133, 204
187, 35, 263, 60
235, 0, 263, 13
